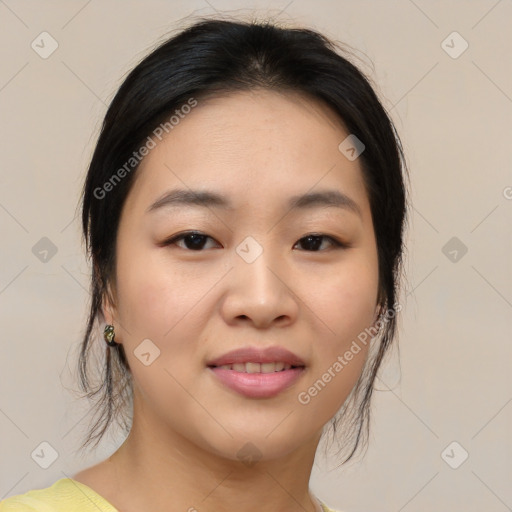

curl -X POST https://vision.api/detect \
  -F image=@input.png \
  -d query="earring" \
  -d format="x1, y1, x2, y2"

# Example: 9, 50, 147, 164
103, 324, 117, 347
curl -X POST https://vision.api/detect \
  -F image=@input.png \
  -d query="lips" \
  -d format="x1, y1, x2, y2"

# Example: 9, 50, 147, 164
206, 346, 306, 368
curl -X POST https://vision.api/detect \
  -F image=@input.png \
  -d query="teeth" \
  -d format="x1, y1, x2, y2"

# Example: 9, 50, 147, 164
261, 362, 276, 373
217, 362, 295, 373
246, 362, 260, 373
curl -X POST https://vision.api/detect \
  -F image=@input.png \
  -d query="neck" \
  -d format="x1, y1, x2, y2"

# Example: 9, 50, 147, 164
101, 394, 324, 512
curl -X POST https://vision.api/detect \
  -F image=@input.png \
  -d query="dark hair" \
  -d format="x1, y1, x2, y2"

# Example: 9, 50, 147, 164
77, 16, 409, 464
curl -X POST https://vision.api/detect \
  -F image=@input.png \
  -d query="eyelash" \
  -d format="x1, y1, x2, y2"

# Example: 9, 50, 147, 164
161, 231, 349, 252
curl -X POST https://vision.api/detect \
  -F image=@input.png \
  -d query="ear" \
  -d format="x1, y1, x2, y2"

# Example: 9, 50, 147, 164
101, 280, 118, 326
101, 299, 113, 326
101, 285, 124, 345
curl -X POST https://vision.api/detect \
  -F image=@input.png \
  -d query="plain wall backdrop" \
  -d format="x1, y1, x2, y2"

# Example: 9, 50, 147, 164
0, 1, 511, 511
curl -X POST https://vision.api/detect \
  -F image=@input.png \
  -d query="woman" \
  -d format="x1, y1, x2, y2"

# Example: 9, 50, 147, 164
1, 17, 408, 512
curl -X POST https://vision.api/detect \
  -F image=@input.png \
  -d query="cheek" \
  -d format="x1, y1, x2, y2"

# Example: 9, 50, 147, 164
114, 247, 218, 356
308, 254, 379, 341
114, 246, 186, 339
297, 269, 377, 420
113, 252, 203, 394
116, 259, 167, 329
339, 268, 378, 330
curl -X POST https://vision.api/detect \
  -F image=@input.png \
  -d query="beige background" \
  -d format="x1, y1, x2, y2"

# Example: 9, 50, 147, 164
1, 1, 511, 510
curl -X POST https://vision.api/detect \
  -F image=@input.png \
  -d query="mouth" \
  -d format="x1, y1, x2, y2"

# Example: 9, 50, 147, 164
206, 346, 307, 398
207, 362, 305, 373
206, 345, 306, 369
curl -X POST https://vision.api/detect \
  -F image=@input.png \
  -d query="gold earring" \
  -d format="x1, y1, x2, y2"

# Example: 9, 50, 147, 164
103, 324, 117, 347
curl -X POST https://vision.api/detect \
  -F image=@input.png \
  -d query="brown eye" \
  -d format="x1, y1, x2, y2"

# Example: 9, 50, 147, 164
163, 231, 220, 251
294, 234, 347, 252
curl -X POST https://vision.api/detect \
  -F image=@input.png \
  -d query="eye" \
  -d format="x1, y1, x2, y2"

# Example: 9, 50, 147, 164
161, 231, 348, 252
293, 234, 348, 252
162, 231, 220, 251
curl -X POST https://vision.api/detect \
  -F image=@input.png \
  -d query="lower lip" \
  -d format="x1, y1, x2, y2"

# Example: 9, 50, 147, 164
208, 367, 305, 398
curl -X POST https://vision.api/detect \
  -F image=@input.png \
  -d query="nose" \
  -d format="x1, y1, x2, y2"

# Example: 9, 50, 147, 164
220, 242, 299, 329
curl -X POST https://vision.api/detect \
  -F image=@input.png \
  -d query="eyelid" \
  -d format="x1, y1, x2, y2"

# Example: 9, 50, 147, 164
160, 231, 350, 251
296, 233, 350, 250
160, 230, 220, 249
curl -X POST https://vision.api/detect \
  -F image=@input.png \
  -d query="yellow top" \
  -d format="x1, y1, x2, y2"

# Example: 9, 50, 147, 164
0, 478, 340, 511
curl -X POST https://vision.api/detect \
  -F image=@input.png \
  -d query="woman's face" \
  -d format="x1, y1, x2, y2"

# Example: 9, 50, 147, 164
109, 89, 380, 462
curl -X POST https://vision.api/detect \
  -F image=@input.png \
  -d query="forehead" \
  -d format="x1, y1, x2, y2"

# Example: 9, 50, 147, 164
125, 89, 370, 216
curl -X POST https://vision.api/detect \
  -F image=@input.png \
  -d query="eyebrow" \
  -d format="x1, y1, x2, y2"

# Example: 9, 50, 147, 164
146, 188, 362, 218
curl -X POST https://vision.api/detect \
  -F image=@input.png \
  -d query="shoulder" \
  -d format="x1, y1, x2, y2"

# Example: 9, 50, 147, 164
0, 478, 118, 512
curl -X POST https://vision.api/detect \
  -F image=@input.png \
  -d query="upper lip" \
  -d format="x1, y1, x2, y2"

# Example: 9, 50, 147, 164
207, 346, 306, 367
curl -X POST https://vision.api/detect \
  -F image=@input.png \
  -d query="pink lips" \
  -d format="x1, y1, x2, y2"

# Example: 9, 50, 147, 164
209, 367, 305, 398
207, 346, 306, 399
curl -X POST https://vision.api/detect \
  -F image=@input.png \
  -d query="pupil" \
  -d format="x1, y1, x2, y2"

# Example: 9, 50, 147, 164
187, 234, 206, 250
302, 235, 321, 251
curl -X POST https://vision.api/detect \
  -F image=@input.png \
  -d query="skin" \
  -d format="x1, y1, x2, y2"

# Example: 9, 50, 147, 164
74, 89, 380, 512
